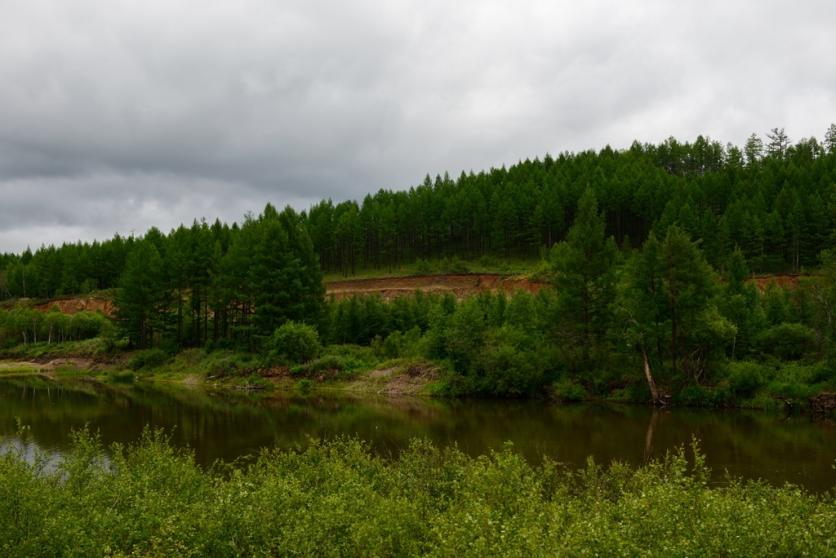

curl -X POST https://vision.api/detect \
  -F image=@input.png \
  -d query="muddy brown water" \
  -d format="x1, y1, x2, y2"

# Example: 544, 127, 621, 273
0, 377, 834, 491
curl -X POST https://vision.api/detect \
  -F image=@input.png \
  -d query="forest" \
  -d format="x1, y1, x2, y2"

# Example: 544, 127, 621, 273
1, 127, 835, 405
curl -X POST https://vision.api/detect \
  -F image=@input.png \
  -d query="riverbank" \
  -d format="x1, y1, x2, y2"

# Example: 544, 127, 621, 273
0, 347, 446, 398
1, 336, 834, 414
2, 343, 835, 416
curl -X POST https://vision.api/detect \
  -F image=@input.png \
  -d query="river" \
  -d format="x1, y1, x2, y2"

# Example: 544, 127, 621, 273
0, 376, 834, 491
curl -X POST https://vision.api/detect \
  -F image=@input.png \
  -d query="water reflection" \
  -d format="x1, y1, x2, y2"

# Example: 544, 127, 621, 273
0, 376, 834, 491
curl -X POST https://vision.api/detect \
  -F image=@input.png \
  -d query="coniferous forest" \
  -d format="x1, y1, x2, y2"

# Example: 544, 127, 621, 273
4, 1, 836, 554
1, 128, 835, 404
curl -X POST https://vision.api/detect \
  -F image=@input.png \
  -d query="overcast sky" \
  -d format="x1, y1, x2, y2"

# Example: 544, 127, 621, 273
1, 0, 834, 253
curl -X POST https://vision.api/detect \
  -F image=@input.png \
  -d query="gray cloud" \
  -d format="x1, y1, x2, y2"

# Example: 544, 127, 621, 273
1, 0, 835, 251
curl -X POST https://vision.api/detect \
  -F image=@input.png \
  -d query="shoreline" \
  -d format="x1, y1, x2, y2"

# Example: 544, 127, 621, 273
1, 356, 832, 417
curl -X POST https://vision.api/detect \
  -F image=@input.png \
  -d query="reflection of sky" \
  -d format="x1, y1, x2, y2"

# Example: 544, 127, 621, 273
0, 438, 64, 474
1, 378, 834, 491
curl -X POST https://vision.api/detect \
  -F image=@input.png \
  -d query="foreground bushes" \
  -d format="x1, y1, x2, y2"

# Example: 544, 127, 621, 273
1, 431, 834, 557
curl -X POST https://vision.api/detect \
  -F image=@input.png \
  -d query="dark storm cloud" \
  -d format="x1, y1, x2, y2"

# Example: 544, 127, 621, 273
1, 0, 835, 251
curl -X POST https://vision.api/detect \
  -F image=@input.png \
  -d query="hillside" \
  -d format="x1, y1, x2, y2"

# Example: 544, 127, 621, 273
2, 271, 811, 317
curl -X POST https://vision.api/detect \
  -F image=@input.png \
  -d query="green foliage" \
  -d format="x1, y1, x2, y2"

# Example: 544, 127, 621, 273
550, 187, 618, 367
108, 370, 135, 384
725, 361, 769, 399
0, 431, 833, 556
115, 239, 168, 349
552, 378, 588, 402
674, 384, 733, 407
266, 320, 322, 364
478, 327, 545, 396
0, 337, 112, 360
2, 134, 836, 407
767, 362, 835, 400
757, 322, 817, 360
295, 378, 314, 393
381, 327, 423, 359
3, 129, 836, 305
0, 305, 108, 349
413, 258, 433, 275
292, 345, 378, 379
128, 348, 170, 370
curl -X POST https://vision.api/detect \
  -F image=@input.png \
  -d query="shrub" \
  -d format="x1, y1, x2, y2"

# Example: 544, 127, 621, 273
382, 327, 423, 359
266, 321, 321, 364
414, 258, 434, 275
481, 344, 544, 396
444, 256, 469, 274
1, 432, 832, 556
756, 323, 817, 361
128, 348, 169, 370
725, 361, 768, 399
552, 378, 587, 402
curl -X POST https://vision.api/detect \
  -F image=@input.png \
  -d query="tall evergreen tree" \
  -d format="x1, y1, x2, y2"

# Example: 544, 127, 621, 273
550, 188, 618, 366
115, 241, 166, 348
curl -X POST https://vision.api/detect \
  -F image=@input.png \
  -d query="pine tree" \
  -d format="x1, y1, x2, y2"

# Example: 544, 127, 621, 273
744, 133, 763, 166
115, 241, 166, 348
658, 226, 725, 378
824, 123, 836, 154
550, 188, 618, 365
766, 127, 790, 159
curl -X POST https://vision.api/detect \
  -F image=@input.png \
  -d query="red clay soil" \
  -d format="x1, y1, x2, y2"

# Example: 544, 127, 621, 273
19, 273, 813, 315
34, 296, 115, 316
749, 274, 814, 291
325, 273, 548, 300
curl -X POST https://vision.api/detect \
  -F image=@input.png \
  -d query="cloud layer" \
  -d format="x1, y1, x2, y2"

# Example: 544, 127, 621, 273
1, 0, 835, 251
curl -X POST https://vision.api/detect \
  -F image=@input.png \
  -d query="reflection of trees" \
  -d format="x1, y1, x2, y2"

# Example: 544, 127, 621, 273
644, 410, 659, 464
1, 378, 835, 490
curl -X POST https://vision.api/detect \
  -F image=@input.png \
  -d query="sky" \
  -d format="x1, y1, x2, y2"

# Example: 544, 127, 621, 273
1, 0, 835, 253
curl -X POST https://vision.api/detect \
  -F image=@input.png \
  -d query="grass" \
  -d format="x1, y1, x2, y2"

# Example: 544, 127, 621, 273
0, 362, 42, 375
323, 255, 547, 282
0, 430, 833, 556
0, 337, 113, 360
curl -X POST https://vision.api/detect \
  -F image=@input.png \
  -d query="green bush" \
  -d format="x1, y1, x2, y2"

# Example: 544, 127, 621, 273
127, 348, 170, 370
481, 343, 544, 396
443, 256, 469, 274
725, 361, 769, 399
552, 378, 588, 402
756, 323, 817, 361
291, 345, 378, 379
765, 362, 824, 400
266, 321, 321, 364
382, 327, 423, 359
414, 258, 434, 275
0, 431, 833, 557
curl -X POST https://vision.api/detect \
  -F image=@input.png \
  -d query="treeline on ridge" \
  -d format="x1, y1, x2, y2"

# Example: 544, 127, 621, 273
0, 128, 834, 403
1, 127, 835, 302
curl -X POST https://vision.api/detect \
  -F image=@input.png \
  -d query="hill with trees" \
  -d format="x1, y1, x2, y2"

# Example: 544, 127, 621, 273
0, 127, 835, 406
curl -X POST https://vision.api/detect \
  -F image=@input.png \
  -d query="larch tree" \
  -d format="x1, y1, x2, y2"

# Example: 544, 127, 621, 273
550, 187, 618, 367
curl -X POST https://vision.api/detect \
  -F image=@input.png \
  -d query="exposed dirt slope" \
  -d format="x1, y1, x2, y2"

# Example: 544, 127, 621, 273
34, 296, 115, 316
750, 274, 818, 291
325, 273, 548, 300
12, 273, 817, 316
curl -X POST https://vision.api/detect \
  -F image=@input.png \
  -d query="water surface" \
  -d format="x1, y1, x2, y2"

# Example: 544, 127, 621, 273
1, 376, 833, 491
